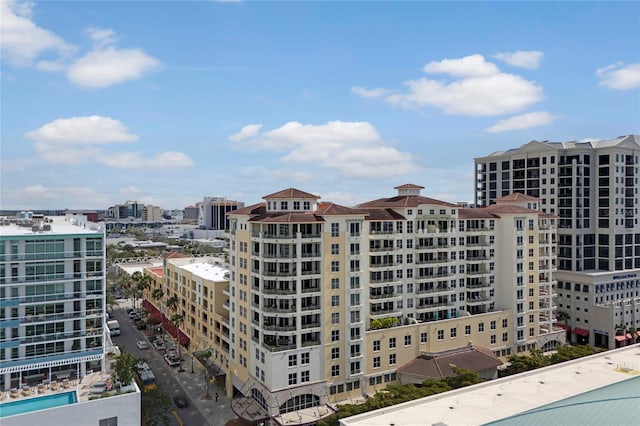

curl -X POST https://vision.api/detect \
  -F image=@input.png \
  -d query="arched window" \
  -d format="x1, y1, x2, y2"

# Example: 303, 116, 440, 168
279, 394, 320, 414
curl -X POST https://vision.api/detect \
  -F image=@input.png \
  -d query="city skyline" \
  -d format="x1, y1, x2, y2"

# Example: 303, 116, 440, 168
1, 0, 639, 210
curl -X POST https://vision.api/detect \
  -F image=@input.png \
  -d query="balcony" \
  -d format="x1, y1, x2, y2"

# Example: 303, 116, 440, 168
263, 305, 297, 314
415, 302, 452, 311
369, 292, 400, 300
262, 323, 296, 332
415, 286, 453, 295
466, 296, 491, 305
262, 286, 297, 295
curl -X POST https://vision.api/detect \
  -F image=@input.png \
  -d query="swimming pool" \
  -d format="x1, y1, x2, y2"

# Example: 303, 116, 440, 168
0, 391, 78, 418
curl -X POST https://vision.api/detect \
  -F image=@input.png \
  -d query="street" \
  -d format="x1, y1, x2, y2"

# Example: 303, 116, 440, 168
111, 300, 237, 426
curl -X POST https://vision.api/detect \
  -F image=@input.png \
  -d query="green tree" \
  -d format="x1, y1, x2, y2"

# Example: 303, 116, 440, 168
556, 310, 571, 342
141, 388, 172, 426
114, 348, 137, 388
200, 350, 213, 399
170, 313, 185, 372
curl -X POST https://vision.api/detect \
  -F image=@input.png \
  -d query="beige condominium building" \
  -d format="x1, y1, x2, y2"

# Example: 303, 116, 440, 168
218, 184, 562, 424
475, 135, 640, 349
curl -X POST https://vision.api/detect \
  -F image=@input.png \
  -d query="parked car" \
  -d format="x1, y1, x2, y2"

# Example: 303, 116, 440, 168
153, 340, 166, 351
173, 391, 188, 408
128, 310, 140, 319
164, 353, 180, 367
136, 340, 149, 350
148, 335, 158, 344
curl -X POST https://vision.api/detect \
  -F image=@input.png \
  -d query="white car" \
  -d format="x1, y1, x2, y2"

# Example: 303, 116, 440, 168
136, 340, 149, 350
164, 353, 180, 367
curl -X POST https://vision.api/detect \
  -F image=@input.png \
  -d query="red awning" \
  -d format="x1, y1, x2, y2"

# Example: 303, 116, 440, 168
142, 299, 150, 310
178, 331, 190, 347
626, 333, 633, 339
144, 301, 160, 315
555, 324, 571, 331
573, 327, 589, 336
615, 335, 627, 342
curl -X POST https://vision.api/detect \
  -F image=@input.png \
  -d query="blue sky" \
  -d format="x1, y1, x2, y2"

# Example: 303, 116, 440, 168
1, 0, 639, 210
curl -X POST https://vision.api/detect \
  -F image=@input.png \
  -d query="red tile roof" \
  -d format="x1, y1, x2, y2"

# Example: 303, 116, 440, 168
316, 203, 367, 216
249, 212, 324, 223
358, 195, 457, 209
394, 183, 425, 190
262, 188, 320, 200
396, 346, 502, 380
483, 204, 540, 215
145, 266, 164, 278
497, 192, 540, 202
164, 251, 191, 259
227, 203, 266, 216
360, 208, 406, 221
458, 208, 497, 219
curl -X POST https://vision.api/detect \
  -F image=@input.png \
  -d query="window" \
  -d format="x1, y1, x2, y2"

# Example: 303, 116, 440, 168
331, 223, 340, 237
404, 335, 411, 346
438, 330, 444, 340
389, 354, 397, 365
389, 337, 396, 349
331, 278, 340, 289
331, 261, 339, 272
293, 201, 300, 210
289, 373, 297, 385
420, 332, 428, 343
502, 332, 508, 342
331, 365, 340, 377
288, 354, 297, 366
491, 335, 496, 344
304, 201, 310, 210
331, 330, 339, 342
331, 312, 340, 324
301, 353, 310, 365
99, 418, 118, 426
465, 325, 471, 335
301, 371, 310, 383
490, 320, 496, 330
450, 327, 457, 338
331, 295, 340, 307
331, 347, 340, 359
502, 319, 508, 328
373, 356, 381, 368
331, 244, 340, 255
478, 323, 484, 332
373, 340, 380, 351
281, 201, 288, 210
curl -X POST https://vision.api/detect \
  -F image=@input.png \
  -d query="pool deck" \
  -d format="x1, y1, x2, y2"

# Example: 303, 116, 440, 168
1, 371, 115, 406
341, 344, 640, 426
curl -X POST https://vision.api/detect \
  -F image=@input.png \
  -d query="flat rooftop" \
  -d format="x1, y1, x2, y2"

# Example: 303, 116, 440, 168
181, 261, 228, 282
0, 216, 103, 237
341, 344, 640, 426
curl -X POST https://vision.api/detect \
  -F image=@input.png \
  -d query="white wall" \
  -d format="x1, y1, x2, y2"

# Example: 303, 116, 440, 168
2, 390, 140, 426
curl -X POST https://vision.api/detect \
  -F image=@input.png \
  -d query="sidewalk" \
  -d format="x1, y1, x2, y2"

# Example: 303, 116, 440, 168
172, 342, 237, 425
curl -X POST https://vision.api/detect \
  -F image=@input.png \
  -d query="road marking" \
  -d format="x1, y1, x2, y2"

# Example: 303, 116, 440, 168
172, 409, 184, 426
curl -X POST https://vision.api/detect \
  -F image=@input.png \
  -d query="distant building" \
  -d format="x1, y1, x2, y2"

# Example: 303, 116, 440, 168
65, 210, 99, 223
141, 205, 162, 222
198, 197, 244, 230
475, 135, 640, 348
183, 205, 200, 222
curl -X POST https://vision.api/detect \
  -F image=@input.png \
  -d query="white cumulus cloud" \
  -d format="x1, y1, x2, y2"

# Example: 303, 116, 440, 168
67, 46, 161, 88
25, 116, 138, 145
355, 54, 544, 116
230, 120, 419, 179
493, 50, 544, 69
25, 116, 193, 169
0, 0, 77, 67
229, 124, 263, 141
485, 111, 559, 133
423, 54, 500, 77
596, 62, 640, 90
350, 86, 393, 99
2, 185, 113, 209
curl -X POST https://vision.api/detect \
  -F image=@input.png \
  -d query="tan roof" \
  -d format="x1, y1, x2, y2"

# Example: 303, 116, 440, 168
394, 183, 425, 190
262, 188, 320, 200
497, 192, 540, 202
316, 203, 367, 216
396, 346, 502, 380
358, 195, 458, 209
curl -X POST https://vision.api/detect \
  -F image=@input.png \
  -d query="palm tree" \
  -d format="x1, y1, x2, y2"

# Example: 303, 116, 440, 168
556, 310, 571, 342
136, 274, 152, 307
151, 288, 165, 333
170, 313, 185, 372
